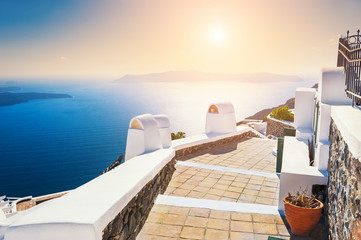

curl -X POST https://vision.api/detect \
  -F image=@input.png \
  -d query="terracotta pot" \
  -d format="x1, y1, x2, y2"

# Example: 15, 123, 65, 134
283, 196, 323, 237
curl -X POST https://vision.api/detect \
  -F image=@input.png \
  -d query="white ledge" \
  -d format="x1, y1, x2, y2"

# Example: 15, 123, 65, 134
1, 149, 175, 240
331, 106, 361, 159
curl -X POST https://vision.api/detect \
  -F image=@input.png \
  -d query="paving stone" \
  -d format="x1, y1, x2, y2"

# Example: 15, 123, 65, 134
230, 231, 255, 240
253, 222, 278, 235
146, 212, 167, 223
205, 229, 229, 240
185, 216, 208, 228
163, 214, 186, 225
210, 209, 231, 219
277, 224, 290, 236
189, 208, 210, 218
231, 212, 252, 222
231, 220, 253, 232
158, 224, 182, 237
252, 214, 275, 223
141, 223, 161, 235
207, 218, 230, 230
168, 206, 190, 216
180, 226, 205, 239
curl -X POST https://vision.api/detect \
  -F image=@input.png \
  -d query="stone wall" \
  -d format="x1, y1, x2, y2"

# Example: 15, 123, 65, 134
102, 158, 176, 240
175, 131, 260, 159
265, 116, 294, 138
327, 119, 361, 240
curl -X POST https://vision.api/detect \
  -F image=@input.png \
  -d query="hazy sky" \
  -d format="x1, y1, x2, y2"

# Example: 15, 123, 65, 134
1, 0, 360, 79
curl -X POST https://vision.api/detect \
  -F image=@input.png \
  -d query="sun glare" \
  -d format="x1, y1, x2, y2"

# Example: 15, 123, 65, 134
210, 27, 226, 45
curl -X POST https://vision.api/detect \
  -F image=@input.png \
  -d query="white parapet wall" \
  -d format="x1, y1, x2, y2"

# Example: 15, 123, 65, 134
314, 68, 351, 170
319, 67, 350, 105
125, 114, 163, 161
278, 137, 328, 211
154, 114, 171, 148
205, 102, 237, 135
0, 149, 175, 240
294, 88, 316, 140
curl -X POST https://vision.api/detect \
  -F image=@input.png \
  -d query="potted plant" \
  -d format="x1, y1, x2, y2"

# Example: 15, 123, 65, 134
283, 189, 323, 236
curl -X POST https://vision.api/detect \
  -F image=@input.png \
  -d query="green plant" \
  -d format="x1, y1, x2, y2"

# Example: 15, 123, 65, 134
270, 106, 294, 122
286, 188, 320, 208
171, 131, 186, 140
262, 114, 268, 122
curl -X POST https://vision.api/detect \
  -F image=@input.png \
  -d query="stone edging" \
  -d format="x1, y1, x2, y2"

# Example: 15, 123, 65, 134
102, 158, 176, 240
265, 116, 294, 138
175, 131, 260, 159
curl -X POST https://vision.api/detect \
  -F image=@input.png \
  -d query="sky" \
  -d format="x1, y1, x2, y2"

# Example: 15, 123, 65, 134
0, 0, 360, 79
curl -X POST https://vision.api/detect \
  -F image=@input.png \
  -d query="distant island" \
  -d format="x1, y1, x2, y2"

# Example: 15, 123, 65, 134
113, 70, 303, 83
0, 86, 21, 93
0, 88, 72, 107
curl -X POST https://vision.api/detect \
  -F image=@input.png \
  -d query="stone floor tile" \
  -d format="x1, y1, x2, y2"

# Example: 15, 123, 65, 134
255, 197, 274, 205
228, 186, 244, 193
213, 183, 230, 190
187, 191, 206, 199
245, 184, 262, 191
230, 220, 253, 232
205, 229, 229, 240
231, 212, 252, 222
220, 197, 237, 202
141, 222, 161, 235
185, 179, 201, 186
158, 224, 182, 237
180, 226, 205, 240
189, 208, 210, 218
263, 181, 278, 188
258, 191, 276, 198
193, 186, 210, 193
253, 222, 278, 235
229, 231, 255, 240
185, 216, 208, 228
146, 212, 167, 223
210, 209, 231, 219
167, 206, 189, 216
223, 191, 240, 199
179, 183, 196, 191
199, 181, 216, 188
238, 194, 257, 203
274, 215, 285, 224
260, 186, 277, 193
231, 182, 247, 188
208, 188, 225, 196
207, 218, 230, 230
217, 179, 232, 186
242, 189, 259, 196
277, 224, 290, 236
172, 188, 190, 197
204, 193, 221, 200
151, 205, 170, 213
252, 214, 275, 223
163, 214, 187, 225
253, 234, 270, 240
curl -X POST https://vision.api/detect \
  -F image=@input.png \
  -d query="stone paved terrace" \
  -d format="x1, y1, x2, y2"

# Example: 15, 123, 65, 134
137, 137, 325, 240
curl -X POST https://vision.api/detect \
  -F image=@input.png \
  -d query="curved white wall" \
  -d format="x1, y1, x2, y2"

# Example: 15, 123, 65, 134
206, 102, 237, 134
154, 114, 171, 148
125, 114, 162, 161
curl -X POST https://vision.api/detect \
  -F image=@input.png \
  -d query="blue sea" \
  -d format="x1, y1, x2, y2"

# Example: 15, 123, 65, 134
0, 79, 312, 197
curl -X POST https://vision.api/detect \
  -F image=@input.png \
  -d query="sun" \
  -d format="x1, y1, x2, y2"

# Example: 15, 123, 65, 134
209, 27, 226, 45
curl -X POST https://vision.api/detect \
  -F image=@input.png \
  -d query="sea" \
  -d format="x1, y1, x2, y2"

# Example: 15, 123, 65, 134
0, 79, 313, 197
